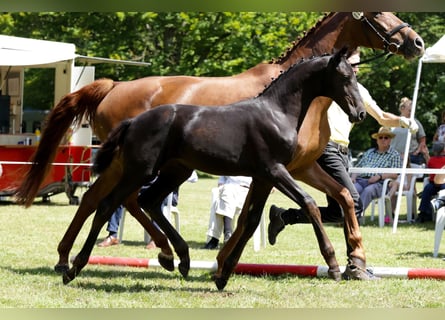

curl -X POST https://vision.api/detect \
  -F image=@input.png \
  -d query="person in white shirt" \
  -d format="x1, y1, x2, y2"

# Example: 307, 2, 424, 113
203, 175, 252, 249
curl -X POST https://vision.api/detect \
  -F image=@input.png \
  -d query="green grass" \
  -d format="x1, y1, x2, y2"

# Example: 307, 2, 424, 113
0, 175, 444, 308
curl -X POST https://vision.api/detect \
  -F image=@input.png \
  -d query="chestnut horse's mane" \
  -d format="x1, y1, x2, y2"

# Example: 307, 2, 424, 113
269, 13, 330, 65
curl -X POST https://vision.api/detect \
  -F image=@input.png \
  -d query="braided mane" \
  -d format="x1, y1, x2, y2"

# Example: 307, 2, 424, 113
269, 12, 332, 65
258, 53, 331, 97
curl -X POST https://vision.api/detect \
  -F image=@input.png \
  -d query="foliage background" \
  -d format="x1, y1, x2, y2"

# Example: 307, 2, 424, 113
1, 12, 445, 153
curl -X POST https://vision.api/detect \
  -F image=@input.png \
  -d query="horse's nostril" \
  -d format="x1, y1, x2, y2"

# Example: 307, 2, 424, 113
415, 37, 424, 50
359, 111, 366, 121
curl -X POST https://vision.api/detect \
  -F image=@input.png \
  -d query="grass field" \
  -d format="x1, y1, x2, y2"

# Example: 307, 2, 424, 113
0, 174, 444, 308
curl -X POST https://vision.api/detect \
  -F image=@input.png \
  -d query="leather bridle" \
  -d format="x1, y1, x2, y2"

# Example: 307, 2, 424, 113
353, 12, 411, 55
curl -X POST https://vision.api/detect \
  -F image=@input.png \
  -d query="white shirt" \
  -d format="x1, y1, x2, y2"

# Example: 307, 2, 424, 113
328, 82, 377, 146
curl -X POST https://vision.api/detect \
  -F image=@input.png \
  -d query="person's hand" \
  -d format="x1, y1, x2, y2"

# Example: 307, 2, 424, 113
399, 116, 419, 134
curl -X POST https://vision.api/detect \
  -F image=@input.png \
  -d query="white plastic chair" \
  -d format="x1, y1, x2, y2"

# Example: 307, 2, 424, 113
434, 207, 445, 258
368, 173, 422, 227
367, 178, 393, 227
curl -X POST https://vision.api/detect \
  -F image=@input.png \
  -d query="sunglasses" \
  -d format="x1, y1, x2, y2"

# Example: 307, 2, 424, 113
378, 136, 391, 140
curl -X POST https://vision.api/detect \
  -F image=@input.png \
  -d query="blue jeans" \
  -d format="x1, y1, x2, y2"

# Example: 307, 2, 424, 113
106, 205, 124, 237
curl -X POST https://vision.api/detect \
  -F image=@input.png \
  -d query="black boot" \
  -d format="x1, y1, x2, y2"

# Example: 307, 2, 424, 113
203, 237, 219, 250
268, 205, 285, 245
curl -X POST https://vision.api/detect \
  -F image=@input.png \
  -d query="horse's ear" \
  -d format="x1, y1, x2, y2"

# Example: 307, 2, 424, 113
331, 47, 348, 67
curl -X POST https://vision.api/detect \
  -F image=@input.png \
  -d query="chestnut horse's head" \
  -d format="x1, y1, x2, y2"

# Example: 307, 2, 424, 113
349, 12, 424, 59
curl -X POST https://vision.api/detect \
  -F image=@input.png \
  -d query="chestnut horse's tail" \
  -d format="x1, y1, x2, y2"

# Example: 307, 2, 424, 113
14, 78, 116, 207
93, 119, 132, 175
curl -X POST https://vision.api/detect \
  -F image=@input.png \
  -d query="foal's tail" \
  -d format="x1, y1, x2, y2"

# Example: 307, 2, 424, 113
93, 119, 132, 175
14, 78, 116, 207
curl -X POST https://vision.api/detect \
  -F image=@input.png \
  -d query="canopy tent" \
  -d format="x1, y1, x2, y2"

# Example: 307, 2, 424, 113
0, 35, 76, 67
393, 35, 445, 232
0, 34, 151, 67
0, 35, 150, 135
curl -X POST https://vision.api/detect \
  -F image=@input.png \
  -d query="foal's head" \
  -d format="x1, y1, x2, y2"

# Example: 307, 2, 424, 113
324, 47, 366, 123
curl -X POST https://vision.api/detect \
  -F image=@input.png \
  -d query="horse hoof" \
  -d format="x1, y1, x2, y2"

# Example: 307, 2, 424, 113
212, 275, 228, 291
158, 252, 174, 272
178, 261, 190, 278
54, 264, 69, 274
328, 269, 342, 281
62, 272, 73, 285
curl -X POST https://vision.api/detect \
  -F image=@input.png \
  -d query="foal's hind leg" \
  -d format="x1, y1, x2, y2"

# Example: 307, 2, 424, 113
138, 167, 193, 278
214, 180, 272, 290
55, 159, 174, 274
123, 192, 174, 271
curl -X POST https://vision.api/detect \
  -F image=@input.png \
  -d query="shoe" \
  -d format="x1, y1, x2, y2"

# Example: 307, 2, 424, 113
97, 236, 119, 247
415, 212, 432, 223
202, 237, 219, 250
431, 197, 445, 214
268, 205, 285, 245
342, 264, 380, 281
223, 232, 232, 244
145, 240, 157, 250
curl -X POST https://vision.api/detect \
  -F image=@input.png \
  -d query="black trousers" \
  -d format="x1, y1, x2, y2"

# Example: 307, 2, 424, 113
282, 142, 364, 224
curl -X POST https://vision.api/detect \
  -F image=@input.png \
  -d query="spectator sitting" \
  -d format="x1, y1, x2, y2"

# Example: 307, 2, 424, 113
417, 142, 445, 223
203, 176, 252, 249
350, 127, 402, 213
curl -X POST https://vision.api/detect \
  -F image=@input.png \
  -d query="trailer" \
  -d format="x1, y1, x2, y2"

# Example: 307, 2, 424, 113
0, 35, 149, 204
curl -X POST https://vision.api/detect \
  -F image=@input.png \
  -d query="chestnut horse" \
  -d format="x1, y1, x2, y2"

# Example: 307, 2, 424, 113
15, 12, 424, 275
62, 50, 366, 288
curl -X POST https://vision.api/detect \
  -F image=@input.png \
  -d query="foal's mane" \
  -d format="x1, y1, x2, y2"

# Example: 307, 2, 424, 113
258, 53, 330, 97
269, 12, 331, 65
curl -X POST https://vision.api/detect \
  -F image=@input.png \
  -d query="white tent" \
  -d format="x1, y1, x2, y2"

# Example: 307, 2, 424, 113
393, 35, 445, 232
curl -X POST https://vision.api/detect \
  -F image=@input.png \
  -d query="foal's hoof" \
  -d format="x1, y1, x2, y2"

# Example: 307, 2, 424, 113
62, 272, 74, 285
54, 263, 69, 274
158, 252, 174, 272
212, 274, 228, 291
178, 260, 190, 278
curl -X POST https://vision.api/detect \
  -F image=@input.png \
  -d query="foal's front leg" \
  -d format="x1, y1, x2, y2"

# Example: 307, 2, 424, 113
276, 165, 341, 281
295, 163, 366, 275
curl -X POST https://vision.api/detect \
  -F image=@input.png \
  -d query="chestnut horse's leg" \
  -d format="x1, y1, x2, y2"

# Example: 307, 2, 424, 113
294, 163, 366, 270
63, 185, 132, 284
54, 158, 174, 274
214, 180, 272, 290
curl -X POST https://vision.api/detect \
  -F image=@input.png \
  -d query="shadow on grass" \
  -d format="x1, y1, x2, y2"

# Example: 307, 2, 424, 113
1, 264, 223, 293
